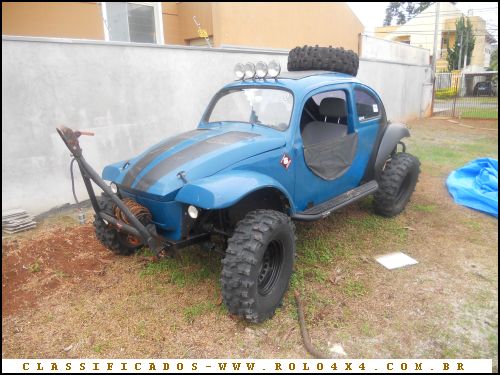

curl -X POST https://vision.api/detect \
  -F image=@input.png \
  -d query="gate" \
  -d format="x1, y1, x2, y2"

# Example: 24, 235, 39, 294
433, 71, 498, 119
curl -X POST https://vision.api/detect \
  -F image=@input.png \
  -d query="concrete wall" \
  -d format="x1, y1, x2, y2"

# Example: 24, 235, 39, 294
360, 34, 430, 66
2, 37, 431, 214
357, 59, 432, 121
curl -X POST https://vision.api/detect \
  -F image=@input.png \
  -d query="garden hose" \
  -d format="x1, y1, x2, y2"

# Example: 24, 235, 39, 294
294, 290, 330, 359
70, 158, 79, 206
70, 158, 85, 224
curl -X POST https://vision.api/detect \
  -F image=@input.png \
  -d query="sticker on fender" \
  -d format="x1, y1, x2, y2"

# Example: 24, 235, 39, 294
280, 154, 292, 170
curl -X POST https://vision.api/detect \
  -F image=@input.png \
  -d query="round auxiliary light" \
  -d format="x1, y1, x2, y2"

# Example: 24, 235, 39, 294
255, 61, 268, 78
244, 62, 256, 79
267, 60, 281, 78
110, 182, 118, 194
187, 205, 199, 219
234, 63, 245, 80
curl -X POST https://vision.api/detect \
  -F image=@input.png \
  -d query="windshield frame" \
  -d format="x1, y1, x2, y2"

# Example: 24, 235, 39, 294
201, 86, 295, 132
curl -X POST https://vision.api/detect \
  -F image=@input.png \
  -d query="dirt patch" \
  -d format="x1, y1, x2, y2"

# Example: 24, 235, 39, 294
2, 224, 112, 316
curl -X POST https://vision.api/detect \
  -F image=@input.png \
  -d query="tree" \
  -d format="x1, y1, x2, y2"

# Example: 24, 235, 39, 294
383, 2, 457, 26
489, 47, 498, 71
446, 16, 476, 71
489, 47, 498, 84
383, 2, 432, 26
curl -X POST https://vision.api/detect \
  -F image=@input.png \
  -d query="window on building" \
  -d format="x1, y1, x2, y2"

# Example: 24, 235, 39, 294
354, 89, 380, 121
102, 2, 164, 44
440, 34, 450, 59
441, 36, 449, 49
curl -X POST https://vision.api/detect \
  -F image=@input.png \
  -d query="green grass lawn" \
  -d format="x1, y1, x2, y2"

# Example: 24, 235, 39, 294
435, 97, 498, 104
408, 136, 498, 171
459, 108, 498, 119
460, 97, 498, 104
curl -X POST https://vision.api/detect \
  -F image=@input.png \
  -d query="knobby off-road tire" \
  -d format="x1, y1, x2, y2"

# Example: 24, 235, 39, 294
93, 194, 142, 256
374, 152, 421, 217
287, 45, 359, 76
221, 209, 296, 323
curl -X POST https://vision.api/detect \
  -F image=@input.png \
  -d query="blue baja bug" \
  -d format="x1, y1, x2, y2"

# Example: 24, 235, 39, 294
57, 47, 420, 322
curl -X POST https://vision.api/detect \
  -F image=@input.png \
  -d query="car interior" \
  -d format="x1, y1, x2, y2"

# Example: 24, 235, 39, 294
300, 96, 349, 147
300, 92, 359, 180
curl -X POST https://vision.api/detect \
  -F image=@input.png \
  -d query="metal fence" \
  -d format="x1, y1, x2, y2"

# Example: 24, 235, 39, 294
432, 71, 498, 119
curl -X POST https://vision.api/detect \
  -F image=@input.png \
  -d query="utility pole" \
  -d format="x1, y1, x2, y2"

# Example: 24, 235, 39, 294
463, 10, 473, 70
458, 32, 464, 70
431, 2, 440, 77
463, 32, 469, 69
430, 2, 440, 117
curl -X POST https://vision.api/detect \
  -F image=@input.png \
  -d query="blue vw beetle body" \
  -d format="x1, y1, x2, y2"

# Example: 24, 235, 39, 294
102, 71, 404, 241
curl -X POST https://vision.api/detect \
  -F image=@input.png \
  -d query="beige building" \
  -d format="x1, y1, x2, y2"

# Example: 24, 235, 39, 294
2, 2, 364, 52
375, 2, 496, 71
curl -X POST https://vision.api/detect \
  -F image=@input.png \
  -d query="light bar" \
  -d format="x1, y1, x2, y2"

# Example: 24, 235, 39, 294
255, 61, 268, 78
244, 62, 256, 79
267, 60, 281, 78
233, 61, 281, 80
234, 63, 245, 80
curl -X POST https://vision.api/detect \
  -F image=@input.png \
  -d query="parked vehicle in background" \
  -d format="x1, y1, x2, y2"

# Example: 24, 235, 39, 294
473, 81, 496, 97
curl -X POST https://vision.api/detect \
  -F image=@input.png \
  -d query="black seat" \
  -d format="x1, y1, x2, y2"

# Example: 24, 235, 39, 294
302, 97, 348, 146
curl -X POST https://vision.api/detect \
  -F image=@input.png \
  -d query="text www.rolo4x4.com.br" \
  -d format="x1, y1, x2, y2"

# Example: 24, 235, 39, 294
4, 359, 492, 373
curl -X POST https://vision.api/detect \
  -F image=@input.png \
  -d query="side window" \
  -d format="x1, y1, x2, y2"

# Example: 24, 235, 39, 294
311, 90, 346, 106
300, 90, 348, 130
354, 89, 380, 121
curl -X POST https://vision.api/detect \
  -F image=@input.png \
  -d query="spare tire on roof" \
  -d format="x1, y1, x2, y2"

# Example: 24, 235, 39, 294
287, 45, 359, 76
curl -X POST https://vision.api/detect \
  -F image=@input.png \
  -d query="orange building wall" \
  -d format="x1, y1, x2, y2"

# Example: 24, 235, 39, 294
2, 2, 363, 52
162, 2, 183, 45
178, 2, 213, 43
212, 2, 363, 51
2, 2, 104, 40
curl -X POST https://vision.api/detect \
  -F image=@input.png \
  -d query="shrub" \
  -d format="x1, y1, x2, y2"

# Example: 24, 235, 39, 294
435, 87, 458, 99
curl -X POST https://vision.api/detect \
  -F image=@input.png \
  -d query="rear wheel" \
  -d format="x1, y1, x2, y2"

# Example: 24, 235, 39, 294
93, 194, 143, 255
220, 210, 296, 323
374, 152, 420, 217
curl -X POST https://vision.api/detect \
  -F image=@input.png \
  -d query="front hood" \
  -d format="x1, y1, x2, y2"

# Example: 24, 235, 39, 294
103, 127, 285, 197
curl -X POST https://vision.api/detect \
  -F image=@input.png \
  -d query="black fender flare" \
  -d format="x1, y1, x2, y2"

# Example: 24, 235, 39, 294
374, 123, 410, 174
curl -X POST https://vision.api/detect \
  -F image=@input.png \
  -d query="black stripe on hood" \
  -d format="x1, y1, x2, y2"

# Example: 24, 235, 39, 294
122, 129, 206, 188
133, 131, 258, 192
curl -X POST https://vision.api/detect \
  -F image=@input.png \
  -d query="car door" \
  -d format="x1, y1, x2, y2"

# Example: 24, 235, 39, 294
292, 85, 381, 212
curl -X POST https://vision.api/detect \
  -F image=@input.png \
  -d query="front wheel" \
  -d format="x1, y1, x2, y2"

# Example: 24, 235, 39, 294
374, 152, 421, 217
220, 210, 296, 323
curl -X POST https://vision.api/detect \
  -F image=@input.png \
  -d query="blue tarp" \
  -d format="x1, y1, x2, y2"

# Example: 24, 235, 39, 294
446, 158, 498, 218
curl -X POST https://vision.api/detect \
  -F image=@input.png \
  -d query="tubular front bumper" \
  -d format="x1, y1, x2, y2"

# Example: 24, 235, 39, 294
56, 127, 209, 257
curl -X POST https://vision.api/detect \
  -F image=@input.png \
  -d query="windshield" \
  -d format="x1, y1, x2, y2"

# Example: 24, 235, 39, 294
205, 88, 294, 131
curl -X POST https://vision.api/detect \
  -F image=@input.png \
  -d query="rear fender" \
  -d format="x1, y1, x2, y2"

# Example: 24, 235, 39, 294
374, 123, 410, 173
175, 171, 294, 212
